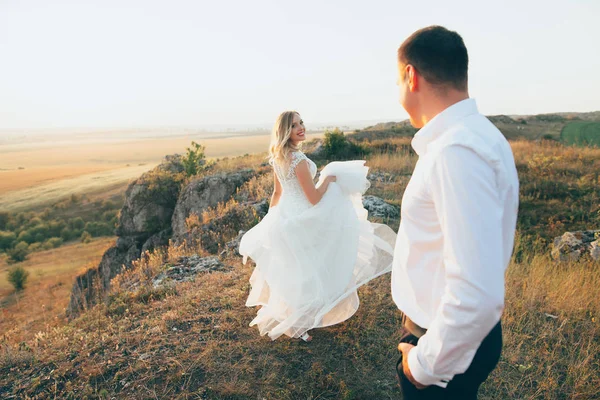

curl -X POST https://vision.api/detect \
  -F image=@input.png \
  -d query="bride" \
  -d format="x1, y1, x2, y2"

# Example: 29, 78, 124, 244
240, 111, 396, 341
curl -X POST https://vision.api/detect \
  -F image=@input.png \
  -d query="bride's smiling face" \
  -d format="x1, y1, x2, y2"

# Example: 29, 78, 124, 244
289, 113, 306, 145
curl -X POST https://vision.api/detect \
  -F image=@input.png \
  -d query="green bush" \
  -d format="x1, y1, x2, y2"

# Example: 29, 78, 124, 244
28, 242, 43, 252
45, 237, 64, 249
0, 212, 8, 230
69, 217, 85, 230
60, 227, 73, 241
182, 141, 207, 176
80, 231, 92, 244
7, 265, 30, 291
7, 241, 30, 263
17, 230, 34, 244
323, 128, 368, 160
0, 231, 16, 251
84, 221, 113, 237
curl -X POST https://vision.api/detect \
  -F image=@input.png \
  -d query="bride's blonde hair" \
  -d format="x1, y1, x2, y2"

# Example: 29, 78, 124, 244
269, 111, 301, 165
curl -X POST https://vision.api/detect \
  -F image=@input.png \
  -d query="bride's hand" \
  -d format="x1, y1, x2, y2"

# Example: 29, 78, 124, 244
326, 176, 337, 184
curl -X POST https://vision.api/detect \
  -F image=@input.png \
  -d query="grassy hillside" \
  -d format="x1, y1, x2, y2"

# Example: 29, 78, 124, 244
0, 238, 115, 343
561, 121, 600, 147
1, 130, 600, 399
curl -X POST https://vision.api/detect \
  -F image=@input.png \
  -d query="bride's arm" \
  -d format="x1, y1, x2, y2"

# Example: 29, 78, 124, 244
270, 171, 282, 208
295, 160, 336, 205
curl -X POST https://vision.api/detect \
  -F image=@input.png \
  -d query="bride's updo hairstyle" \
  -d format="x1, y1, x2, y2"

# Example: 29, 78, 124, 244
269, 110, 300, 165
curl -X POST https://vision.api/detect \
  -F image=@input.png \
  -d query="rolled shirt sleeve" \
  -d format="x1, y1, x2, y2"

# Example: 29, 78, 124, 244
407, 144, 506, 387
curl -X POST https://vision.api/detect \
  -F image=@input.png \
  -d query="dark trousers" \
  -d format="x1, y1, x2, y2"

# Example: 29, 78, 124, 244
396, 321, 502, 400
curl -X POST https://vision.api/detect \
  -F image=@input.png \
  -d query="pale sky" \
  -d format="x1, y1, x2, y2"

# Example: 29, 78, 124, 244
0, 0, 599, 130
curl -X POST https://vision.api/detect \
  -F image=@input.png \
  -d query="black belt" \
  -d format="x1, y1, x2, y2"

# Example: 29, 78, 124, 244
402, 313, 427, 338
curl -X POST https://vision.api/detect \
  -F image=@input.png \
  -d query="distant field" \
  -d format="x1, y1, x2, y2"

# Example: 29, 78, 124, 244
0, 237, 115, 341
560, 121, 600, 146
0, 131, 323, 211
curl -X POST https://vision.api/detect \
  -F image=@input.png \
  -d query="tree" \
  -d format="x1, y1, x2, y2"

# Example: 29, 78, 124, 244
8, 266, 29, 291
323, 128, 347, 158
0, 212, 9, 230
7, 241, 30, 263
182, 141, 207, 176
44, 237, 63, 248
323, 128, 367, 160
0, 231, 16, 251
81, 231, 92, 244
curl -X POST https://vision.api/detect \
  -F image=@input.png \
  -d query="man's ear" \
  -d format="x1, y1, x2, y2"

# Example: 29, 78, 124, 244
406, 64, 418, 92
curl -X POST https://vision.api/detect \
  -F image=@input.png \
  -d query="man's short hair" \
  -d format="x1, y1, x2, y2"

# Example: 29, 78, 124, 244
398, 26, 468, 91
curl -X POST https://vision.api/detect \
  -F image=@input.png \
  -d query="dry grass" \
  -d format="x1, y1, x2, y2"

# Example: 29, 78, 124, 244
1, 247, 598, 399
492, 254, 600, 399
1, 136, 599, 398
0, 237, 115, 344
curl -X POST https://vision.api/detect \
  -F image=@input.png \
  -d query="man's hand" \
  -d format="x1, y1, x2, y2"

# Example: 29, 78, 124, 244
398, 343, 427, 390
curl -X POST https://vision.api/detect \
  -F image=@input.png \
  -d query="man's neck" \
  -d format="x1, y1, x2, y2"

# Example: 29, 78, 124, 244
418, 91, 469, 127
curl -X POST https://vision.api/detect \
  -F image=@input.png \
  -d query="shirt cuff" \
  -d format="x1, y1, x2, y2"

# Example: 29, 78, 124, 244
407, 346, 451, 388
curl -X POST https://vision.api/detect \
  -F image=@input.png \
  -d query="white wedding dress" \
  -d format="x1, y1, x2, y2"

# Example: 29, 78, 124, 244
239, 151, 396, 340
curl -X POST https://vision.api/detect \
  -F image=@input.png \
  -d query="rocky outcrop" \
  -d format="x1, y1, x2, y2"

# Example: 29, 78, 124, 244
66, 162, 256, 318
362, 196, 400, 219
116, 155, 185, 243
152, 255, 227, 289
67, 156, 186, 318
551, 230, 600, 262
171, 170, 254, 242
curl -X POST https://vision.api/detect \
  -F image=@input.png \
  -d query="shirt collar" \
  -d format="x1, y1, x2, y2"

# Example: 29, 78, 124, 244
411, 98, 479, 156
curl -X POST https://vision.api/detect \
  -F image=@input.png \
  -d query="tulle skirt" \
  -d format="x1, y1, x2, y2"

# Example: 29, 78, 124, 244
239, 161, 396, 340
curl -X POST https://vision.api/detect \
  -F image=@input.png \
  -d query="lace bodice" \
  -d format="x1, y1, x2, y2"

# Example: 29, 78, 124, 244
273, 151, 317, 212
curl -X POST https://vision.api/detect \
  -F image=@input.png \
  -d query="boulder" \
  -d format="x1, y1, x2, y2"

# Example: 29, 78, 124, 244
116, 155, 185, 242
171, 170, 254, 241
152, 256, 227, 288
551, 230, 600, 262
66, 155, 184, 318
362, 195, 400, 219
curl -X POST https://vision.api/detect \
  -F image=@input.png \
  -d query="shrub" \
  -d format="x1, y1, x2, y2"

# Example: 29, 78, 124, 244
182, 141, 207, 177
45, 237, 64, 248
60, 227, 73, 241
84, 221, 113, 237
69, 217, 85, 230
323, 128, 368, 160
17, 230, 34, 244
7, 241, 30, 263
28, 242, 43, 252
7, 266, 29, 291
80, 231, 92, 244
0, 212, 8, 230
0, 231, 16, 251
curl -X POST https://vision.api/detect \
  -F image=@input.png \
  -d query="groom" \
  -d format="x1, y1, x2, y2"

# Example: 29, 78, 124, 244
392, 26, 519, 399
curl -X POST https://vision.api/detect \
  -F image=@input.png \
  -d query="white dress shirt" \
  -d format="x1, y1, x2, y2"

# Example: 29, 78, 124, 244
391, 99, 519, 388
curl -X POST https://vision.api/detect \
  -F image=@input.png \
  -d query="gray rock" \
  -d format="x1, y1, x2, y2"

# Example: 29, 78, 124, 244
67, 240, 140, 318
152, 256, 226, 288
171, 170, 254, 242
590, 240, 600, 261
551, 230, 600, 262
116, 156, 184, 242
362, 195, 400, 219
141, 229, 171, 254
367, 171, 395, 183
67, 155, 184, 319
